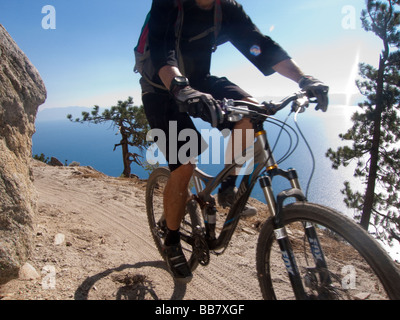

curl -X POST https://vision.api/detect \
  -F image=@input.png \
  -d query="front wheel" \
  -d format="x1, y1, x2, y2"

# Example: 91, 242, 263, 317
256, 202, 400, 300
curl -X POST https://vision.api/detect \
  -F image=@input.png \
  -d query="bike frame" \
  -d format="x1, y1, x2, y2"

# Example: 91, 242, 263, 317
185, 96, 331, 299
191, 123, 276, 251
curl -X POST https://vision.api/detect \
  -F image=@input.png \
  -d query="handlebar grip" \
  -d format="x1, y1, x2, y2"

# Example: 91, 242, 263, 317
220, 91, 310, 121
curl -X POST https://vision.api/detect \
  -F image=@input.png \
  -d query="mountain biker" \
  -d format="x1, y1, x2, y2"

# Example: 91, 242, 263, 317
138, 0, 329, 282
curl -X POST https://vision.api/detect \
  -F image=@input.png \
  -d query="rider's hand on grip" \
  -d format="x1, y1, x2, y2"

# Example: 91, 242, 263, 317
173, 85, 223, 128
298, 75, 329, 112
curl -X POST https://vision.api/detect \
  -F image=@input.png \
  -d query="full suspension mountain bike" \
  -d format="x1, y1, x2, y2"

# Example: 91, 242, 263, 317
146, 91, 400, 300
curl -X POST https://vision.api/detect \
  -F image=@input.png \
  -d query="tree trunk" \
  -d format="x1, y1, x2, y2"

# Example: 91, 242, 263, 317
360, 56, 385, 230
120, 132, 131, 178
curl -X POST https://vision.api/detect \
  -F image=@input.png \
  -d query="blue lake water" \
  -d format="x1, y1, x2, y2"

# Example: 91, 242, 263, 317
32, 105, 359, 218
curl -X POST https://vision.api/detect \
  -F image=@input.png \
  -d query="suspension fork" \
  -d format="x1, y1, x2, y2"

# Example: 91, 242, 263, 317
283, 168, 332, 285
260, 167, 332, 297
259, 171, 307, 299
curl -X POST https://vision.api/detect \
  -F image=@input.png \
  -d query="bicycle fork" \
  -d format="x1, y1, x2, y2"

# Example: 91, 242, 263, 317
259, 168, 331, 299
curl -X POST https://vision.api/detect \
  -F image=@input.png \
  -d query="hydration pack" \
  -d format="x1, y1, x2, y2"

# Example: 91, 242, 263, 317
134, 0, 222, 89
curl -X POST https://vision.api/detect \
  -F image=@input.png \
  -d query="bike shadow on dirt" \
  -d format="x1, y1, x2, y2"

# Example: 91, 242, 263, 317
74, 260, 187, 300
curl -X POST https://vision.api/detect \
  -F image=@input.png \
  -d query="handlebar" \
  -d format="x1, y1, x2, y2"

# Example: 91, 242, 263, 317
221, 90, 314, 123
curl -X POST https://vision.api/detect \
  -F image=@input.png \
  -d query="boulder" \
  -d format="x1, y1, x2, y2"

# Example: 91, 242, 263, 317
49, 157, 63, 166
0, 24, 47, 284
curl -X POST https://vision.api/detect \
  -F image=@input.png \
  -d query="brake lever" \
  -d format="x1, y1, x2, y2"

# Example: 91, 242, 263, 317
291, 95, 310, 114
220, 99, 245, 122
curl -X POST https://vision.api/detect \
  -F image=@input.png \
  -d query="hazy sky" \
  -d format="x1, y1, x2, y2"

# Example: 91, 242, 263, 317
0, 0, 382, 110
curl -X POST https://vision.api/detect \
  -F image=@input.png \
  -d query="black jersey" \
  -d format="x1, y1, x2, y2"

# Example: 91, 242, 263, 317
141, 0, 290, 92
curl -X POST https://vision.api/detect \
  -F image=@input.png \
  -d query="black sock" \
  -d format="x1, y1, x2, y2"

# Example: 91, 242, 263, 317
220, 175, 237, 191
165, 228, 181, 246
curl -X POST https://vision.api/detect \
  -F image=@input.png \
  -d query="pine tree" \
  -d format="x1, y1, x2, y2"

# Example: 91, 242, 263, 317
67, 97, 150, 178
326, 0, 400, 245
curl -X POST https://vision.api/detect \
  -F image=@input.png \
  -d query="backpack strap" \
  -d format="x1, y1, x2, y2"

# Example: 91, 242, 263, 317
175, 0, 186, 75
186, 0, 222, 51
213, 0, 222, 52
175, 0, 185, 38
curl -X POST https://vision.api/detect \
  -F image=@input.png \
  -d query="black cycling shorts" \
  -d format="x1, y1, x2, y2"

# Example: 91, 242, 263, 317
142, 75, 251, 172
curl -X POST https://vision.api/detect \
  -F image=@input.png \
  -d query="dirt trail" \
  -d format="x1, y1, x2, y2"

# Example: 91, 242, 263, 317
0, 160, 266, 300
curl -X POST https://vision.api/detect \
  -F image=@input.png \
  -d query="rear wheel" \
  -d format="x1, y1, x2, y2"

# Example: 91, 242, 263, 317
256, 202, 400, 300
145, 167, 202, 271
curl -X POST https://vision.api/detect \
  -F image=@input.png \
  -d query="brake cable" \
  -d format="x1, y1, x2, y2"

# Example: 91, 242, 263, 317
294, 108, 316, 199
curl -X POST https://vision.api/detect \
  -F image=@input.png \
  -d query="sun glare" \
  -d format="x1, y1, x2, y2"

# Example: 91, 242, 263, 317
345, 49, 360, 106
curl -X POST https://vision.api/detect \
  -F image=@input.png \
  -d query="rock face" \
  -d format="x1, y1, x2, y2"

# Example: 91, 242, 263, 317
0, 24, 46, 284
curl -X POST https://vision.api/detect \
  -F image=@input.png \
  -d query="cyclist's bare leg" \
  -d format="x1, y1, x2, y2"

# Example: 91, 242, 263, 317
225, 97, 258, 171
219, 98, 258, 215
163, 163, 195, 231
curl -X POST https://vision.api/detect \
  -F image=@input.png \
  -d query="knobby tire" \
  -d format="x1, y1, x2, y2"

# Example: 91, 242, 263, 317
256, 202, 400, 300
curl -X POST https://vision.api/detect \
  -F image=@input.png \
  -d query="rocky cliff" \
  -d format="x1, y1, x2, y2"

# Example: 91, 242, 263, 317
0, 24, 46, 284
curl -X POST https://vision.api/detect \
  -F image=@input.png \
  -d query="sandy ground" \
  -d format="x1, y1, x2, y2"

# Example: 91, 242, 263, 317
0, 160, 268, 300
1, 160, 396, 301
